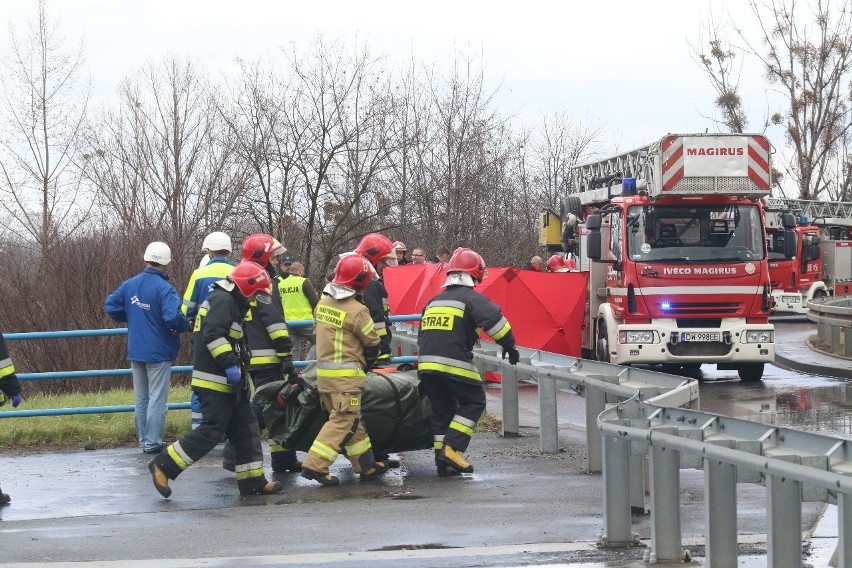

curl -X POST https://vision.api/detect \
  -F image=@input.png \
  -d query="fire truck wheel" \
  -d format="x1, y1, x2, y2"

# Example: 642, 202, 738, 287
596, 320, 610, 363
813, 289, 827, 300
737, 363, 764, 382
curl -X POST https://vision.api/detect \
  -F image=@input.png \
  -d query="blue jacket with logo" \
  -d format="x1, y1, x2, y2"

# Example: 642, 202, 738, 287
104, 267, 189, 362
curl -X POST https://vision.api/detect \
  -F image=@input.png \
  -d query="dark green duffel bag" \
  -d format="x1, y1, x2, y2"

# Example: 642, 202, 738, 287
253, 363, 433, 454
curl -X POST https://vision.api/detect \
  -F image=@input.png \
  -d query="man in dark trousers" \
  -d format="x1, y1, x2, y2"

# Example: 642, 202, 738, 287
148, 261, 284, 498
417, 247, 519, 476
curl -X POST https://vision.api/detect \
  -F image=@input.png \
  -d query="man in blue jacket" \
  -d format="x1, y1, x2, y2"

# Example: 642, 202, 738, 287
105, 242, 190, 454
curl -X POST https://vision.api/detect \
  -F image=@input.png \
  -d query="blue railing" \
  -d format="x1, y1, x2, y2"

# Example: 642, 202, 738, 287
0, 315, 421, 418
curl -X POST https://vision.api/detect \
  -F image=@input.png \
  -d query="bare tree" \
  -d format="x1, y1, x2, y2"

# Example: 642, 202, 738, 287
86, 56, 248, 278
0, 0, 91, 258
691, 21, 749, 134
534, 111, 603, 205
695, 0, 852, 199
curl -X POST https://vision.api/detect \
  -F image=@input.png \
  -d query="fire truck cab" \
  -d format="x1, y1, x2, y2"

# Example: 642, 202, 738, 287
764, 199, 828, 314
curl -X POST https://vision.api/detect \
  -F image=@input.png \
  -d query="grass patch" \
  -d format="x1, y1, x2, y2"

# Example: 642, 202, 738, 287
0, 386, 193, 450
476, 411, 501, 433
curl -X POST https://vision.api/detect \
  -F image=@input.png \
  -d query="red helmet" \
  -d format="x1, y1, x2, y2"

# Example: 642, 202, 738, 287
392, 240, 406, 252
241, 234, 285, 267
447, 247, 486, 282
228, 261, 273, 299
547, 254, 566, 272
564, 256, 577, 271
333, 255, 376, 292
355, 233, 396, 267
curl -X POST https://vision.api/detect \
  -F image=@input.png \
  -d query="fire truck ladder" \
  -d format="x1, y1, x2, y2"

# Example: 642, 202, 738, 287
570, 143, 657, 195
764, 197, 852, 225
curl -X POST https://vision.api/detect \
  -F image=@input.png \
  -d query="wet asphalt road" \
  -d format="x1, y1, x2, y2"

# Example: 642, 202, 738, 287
0, 316, 843, 567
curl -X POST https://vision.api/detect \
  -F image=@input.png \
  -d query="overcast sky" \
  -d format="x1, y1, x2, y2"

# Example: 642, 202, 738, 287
2, 0, 772, 152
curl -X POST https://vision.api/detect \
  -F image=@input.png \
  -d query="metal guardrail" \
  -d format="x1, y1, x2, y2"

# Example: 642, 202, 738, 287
391, 323, 698, 472
392, 322, 852, 567
808, 296, 852, 358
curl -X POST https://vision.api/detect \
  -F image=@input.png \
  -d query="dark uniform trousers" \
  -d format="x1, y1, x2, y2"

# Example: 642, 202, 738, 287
251, 365, 298, 470
154, 388, 266, 493
419, 371, 485, 453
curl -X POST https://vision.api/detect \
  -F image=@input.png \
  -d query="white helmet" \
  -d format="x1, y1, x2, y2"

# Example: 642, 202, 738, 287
202, 231, 232, 253
144, 242, 172, 265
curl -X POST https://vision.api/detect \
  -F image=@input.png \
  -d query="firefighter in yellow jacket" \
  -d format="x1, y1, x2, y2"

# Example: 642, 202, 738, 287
300, 255, 389, 486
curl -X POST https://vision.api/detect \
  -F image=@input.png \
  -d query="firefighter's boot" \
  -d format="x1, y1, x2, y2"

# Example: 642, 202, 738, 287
301, 467, 340, 486
435, 450, 461, 477
240, 480, 284, 496
437, 445, 474, 474
221, 441, 235, 472
272, 449, 303, 473
148, 461, 172, 498
358, 451, 389, 481
374, 452, 400, 469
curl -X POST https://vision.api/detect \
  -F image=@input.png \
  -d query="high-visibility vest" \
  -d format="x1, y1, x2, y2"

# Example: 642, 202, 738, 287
277, 275, 314, 321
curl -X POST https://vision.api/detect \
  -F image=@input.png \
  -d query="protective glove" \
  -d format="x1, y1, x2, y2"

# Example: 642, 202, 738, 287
280, 360, 296, 381
225, 365, 241, 386
11, 393, 22, 408
502, 346, 520, 366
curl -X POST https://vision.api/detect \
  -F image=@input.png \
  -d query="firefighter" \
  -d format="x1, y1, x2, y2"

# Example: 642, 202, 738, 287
418, 247, 519, 476
546, 254, 568, 273
1, 324, 23, 505
221, 234, 302, 473
182, 231, 235, 430
148, 261, 284, 498
300, 255, 388, 486
353, 233, 397, 365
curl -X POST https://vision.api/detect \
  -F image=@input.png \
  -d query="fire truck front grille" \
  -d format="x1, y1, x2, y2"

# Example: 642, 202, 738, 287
660, 302, 741, 315
676, 318, 723, 328
668, 341, 733, 357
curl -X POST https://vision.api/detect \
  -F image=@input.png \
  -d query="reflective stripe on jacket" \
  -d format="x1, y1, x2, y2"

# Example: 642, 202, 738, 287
245, 292, 293, 369
190, 285, 248, 393
181, 258, 235, 318
417, 285, 516, 385
314, 294, 380, 389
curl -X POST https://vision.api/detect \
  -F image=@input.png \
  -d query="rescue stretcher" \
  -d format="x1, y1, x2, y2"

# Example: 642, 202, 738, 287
253, 363, 434, 454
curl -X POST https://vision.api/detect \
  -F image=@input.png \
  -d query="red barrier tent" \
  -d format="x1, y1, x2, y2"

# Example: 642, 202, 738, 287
384, 265, 587, 357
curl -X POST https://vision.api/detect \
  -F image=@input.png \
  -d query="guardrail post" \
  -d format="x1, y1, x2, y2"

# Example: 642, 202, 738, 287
648, 428, 683, 563
501, 364, 520, 437
585, 385, 605, 473
766, 470, 802, 568
839, 491, 852, 568
538, 375, 558, 453
629, 451, 645, 513
600, 423, 634, 547
704, 440, 738, 568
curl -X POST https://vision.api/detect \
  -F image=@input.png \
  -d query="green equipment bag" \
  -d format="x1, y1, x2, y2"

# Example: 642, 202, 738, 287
254, 363, 433, 454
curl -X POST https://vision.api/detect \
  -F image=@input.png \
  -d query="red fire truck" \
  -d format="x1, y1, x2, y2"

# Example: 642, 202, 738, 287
762, 198, 852, 300
541, 134, 786, 381
763, 198, 828, 314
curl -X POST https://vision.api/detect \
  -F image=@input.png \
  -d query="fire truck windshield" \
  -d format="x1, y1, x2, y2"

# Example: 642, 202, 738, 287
626, 204, 765, 263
